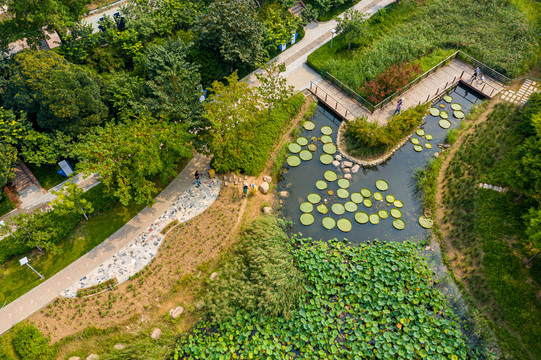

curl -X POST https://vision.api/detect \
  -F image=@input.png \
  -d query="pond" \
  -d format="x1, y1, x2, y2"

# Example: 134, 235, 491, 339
278, 83, 484, 244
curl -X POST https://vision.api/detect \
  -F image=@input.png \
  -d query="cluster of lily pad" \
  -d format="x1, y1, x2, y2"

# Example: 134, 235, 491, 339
410, 128, 433, 152
287, 122, 336, 167
429, 95, 465, 130
173, 239, 471, 359
300, 174, 407, 232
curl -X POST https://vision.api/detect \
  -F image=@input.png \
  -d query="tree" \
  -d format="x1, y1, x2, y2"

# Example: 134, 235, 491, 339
336, 10, 368, 50
259, 3, 300, 54
5, 50, 108, 136
10, 212, 58, 252
0, 107, 25, 187
75, 116, 192, 206
524, 208, 541, 266
255, 61, 294, 116
19, 129, 74, 166
193, 0, 265, 69
0, 142, 17, 188
51, 180, 93, 220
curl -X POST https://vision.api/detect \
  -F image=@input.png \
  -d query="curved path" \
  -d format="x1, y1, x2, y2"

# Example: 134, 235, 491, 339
0, 154, 213, 335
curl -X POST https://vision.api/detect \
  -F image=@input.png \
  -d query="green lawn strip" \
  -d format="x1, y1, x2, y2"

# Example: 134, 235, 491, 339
0, 158, 190, 307
0, 192, 15, 217
25, 163, 67, 190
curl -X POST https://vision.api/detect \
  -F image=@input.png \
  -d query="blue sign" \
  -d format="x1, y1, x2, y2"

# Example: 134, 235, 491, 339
199, 89, 208, 103
57, 160, 74, 177
291, 33, 298, 45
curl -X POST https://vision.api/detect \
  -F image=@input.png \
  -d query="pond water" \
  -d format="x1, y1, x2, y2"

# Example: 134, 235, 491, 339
278, 84, 484, 244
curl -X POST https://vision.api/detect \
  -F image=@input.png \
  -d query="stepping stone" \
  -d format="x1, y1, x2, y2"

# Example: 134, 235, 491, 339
262, 175, 272, 183
114, 344, 126, 350
169, 306, 184, 319
86, 355, 99, 360
69, 357, 81, 360
351, 164, 360, 173
150, 328, 162, 340
258, 182, 269, 194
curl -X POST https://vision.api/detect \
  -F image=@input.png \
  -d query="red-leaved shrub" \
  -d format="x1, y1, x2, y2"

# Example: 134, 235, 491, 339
360, 61, 422, 104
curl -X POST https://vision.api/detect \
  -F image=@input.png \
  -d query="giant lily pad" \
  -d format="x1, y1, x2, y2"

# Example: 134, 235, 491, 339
321, 126, 333, 135
331, 203, 345, 215
337, 188, 349, 199
439, 103, 446, 108
296, 136, 308, 146
439, 119, 451, 129
416, 129, 426, 137
308, 144, 317, 152
316, 180, 327, 190
394, 200, 404, 208
369, 214, 380, 224
317, 204, 329, 214
419, 215, 434, 229
300, 202, 313, 213
337, 178, 350, 188
361, 188, 372, 197
375, 180, 389, 191
324, 170, 338, 182
425, 143, 433, 149
303, 121, 315, 130
307, 193, 321, 204
322, 217, 336, 230
363, 198, 373, 208
320, 135, 332, 144
355, 211, 369, 224
451, 103, 462, 111
379, 209, 389, 219
411, 138, 420, 145
300, 213, 314, 226
288, 143, 301, 153
393, 219, 406, 230
373, 192, 383, 201
391, 208, 403, 218
426, 134, 433, 140
345, 201, 358, 212
320, 154, 333, 165
337, 218, 352, 232
287, 155, 301, 167
322, 143, 337, 154
429, 107, 440, 116
443, 95, 453, 103
454, 110, 465, 119
351, 192, 363, 203
440, 111, 449, 119
414, 145, 423, 152
299, 150, 313, 161
386, 194, 395, 203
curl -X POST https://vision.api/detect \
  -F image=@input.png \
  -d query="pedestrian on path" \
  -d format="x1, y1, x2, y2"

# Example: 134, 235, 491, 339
472, 67, 480, 81
194, 171, 200, 187
393, 100, 402, 115
243, 182, 249, 196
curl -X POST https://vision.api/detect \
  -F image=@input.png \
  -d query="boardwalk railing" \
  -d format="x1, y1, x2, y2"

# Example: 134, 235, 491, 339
318, 51, 509, 114
309, 81, 352, 119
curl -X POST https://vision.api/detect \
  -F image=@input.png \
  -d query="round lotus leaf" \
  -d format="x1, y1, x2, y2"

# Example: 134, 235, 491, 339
419, 215, 434, 229
324, 170, 338, 182
439, 119, 451, 129
443, 95, 453, 103
331, 203, 345, 215
429, 107, 440, 116
296, 136, 308, 146
337, 188, 349, 199
315, 180, 328, 190
322, 143, 337, 154
337, 178, 350, 189
307, 193, 321, 204
337, 218, 352, 232
394, 200, 404, 208
300, 213, 314, 226
440, 111, 449, 120
425, 143, 433, 149
379, 209, 389, 219
303, 121, 315, 130
317, 204, 329, 214
369, 214, 380, 224
426, 134, 433, 140
299, 150, 313, 161
288, 143, 301, 153
308, 143, 317, 152
373, 192, 383, 201
320, 154, 333, 165
320, 135, 333, 144
361, 188, 372, 197
321, 126, 333, 135
351, 192, 363, 203
454, 110, 465, 119
287, 155, 301, 166
414, 145, 423, 152
393, 219, 406, 230
451, 103, 462, 111
416, 129, 425, 136
391, 208, 402, 218
344, 201, 358, 212
310, 136, 318, 141
386, 194, 395, 203
375, 180, 389, 191
363, 198, 373, 208
299, 202, 313, 213
354, 211, 369, 224
411, 137, 420, 145
322, 217, 336, 230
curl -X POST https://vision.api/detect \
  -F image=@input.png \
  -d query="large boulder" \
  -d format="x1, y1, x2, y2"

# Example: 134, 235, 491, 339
332, 160, 340, 167
279, 191, 289, 198
262, 175, 272, 183
351, 164, 360, 174
263, 207, 272, 215
342, 161, 353, 168
259, 182, 270, 194
335, 155, 342, 161
344, 174, 352, 180
169, 306, 184, 319
150, 328, 162, 340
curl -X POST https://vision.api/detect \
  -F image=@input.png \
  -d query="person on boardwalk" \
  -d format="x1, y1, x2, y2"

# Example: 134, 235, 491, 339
194, 171, 200, 187
393, 99, 402, 115
472, 67, 480, 81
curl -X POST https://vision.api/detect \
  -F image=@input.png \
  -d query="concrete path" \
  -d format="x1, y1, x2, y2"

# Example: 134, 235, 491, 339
0, 154, 210, 335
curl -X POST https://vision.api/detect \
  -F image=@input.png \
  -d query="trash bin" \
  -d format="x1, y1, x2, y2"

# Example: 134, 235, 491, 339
209, 169, 215, 179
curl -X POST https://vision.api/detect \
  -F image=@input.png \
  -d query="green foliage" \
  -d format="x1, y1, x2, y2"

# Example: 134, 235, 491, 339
255, 61, 294, 115
20, 129, 74, 167
0, 191, 15, 217
445, 128, 459, 144
414, 156, 444, 216
51, 179, 94, 220
259, 2, 300, 54
524, 207, 541, 250
336, 9, 368, 50
205, 216, 304, 322
345, 104, 428, 157
175, 239, 471, 358
11, 323, 56, 360
0, 141, 17, 188
5, 50, 108, 136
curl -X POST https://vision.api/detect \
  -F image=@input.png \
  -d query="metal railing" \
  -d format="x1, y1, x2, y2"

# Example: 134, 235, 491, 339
309, 81, 352, 119
320, 71, 375, 112
456, 51, 511, 84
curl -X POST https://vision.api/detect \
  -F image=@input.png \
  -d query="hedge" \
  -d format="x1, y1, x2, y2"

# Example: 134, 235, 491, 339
11, 324, 56, 360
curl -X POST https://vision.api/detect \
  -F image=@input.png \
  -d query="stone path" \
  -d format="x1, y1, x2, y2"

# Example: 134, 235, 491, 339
477, 183, 508, 193
500, 79, 539, 105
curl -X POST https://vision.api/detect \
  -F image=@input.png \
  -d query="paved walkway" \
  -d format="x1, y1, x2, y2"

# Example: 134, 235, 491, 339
0, 154, 211, 335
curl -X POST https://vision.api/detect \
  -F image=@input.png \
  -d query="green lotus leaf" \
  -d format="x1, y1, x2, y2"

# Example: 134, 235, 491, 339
321, 126, 333, 135
439, 119, 451, 129
416, 129, 425, 136
411, 137, 420, 145
337, 218, 352, 232
337, 188, 349, 199
332, 203, 345, 215
418, 215, 434, 229
337, 178, 350, 188
299, 202, 313, 213
351, 192, 363, 203
322, 143, 337, 154
361, 188, 372, 197
373, 192, 383, 201
286, 155, 301, 166
315, 180, 327, 190
296, 136, 308, 146
303, 121, 315, 130
393, 218, 406, 230
454, 110, 465, 119
425, 143, 433, 149
426, 134, 433, 140
440, 111, 449, 119
308, 143, 317, 152
375, 180, 388, 191
439, 103, 446, 108
317, 204, 329, 214
394, 200, 404, 208
414, 145, 423, 152
320, 135, 332, 144
322, 216, 336, 230
391, 208, 402, 218
369, 214, 380, 224
288, 143, 302, 153
320, 154, 333, 165
299, 149, 313, 161
443, 95, 452, 103
451, 103, 462, 111
379, 209, 389, 219
324, 170, 338, 182
429, 107, 440, 116
385, 194, 395, 203
363, 198, 373, 208
300, 213, 314, 226
307, 193, 321, 204
345, 201, 358, 212
355, 211, 369, 224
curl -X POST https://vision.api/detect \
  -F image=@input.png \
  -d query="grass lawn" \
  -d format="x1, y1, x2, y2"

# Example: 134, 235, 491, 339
0, 157, 191, 306
26, 163, 68, 190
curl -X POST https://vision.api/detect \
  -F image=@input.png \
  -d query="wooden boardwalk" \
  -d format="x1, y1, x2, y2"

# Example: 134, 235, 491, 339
309, 59, 505, 125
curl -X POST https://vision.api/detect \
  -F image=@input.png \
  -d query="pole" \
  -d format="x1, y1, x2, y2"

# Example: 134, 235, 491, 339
330, 29, 336, 48
26, 263, 44, 279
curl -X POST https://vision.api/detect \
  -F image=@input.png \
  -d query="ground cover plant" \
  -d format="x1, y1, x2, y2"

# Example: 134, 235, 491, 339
174, 225, 472, 359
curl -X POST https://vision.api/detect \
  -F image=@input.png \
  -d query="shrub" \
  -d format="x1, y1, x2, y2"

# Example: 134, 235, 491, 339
361, 60, 422, 103
0, 191, 15, 217
446, 128, 459, 144
11, 324, 56, 360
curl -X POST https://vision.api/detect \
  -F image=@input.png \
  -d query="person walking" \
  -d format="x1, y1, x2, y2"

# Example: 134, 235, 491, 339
194, 171, 200, 187
472, 67, 480, 81
393, 100, 402, 115
243, 182, 249, 196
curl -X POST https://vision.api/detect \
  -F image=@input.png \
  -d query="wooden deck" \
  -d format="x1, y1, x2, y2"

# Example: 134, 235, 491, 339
309, 59, 505, 125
